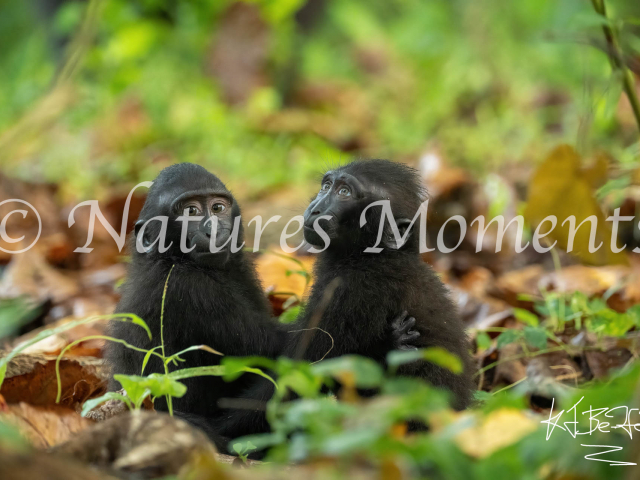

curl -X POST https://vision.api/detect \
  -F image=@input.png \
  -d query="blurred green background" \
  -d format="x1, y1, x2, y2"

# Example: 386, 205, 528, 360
1, 0, 639, 200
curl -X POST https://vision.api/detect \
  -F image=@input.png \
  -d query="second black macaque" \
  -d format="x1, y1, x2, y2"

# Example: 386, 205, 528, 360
215, 159, 474, 445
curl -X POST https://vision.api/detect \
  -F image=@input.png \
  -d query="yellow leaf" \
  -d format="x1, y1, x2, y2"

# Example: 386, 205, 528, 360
524, 145, 627, 265
454, 408, 537, 458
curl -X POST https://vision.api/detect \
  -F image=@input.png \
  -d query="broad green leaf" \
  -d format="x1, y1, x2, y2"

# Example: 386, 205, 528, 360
627, 305, 640, 327
278, 369, 323, 397
311, 355, 384, 388
0, 297, 41, 339
221, 356, 277, 381
421, 347, 463, 374
115, 373, 187, 401
496, 330, 522, 349
279, 305, 301, 324
144, 373, 187, 398
169, 364, 277, 389
523, 326, 548, 350
513, 308, 539, 327
585, 309, 635, 337
320, 428, 381, 455
113, 374, 153, 406
476, 332, 492, 352
387, 347, 463, 374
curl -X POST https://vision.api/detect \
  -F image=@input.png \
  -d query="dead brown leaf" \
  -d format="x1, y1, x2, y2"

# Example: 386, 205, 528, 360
1, 403, 92, 448
0, 249, 79, 303
0, 354, 106, 407
539, 265, 630, 297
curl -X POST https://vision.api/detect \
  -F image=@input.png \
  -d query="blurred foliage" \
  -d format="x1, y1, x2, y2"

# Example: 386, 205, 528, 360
1, 0, 639, 199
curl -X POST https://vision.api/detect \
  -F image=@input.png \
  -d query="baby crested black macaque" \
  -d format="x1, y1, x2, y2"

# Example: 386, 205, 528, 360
105, 163, 287, 423
215, 159, 474, 444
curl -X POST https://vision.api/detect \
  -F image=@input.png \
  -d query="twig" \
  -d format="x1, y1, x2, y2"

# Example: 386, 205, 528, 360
293, 277, 341, 360
287, 327, 335, 363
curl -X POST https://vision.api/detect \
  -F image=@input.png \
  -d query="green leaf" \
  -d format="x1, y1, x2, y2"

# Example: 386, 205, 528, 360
169, 364, 278, 389
421, 347, 463, 374
476, 332, 492, 352
320, 428, 381, 455
627, 305, 640, 327
311, 355, 384, 388
523, 326, 548, 350
496, 329, 522, 349
168, 365, 226, 380
115, 373, 187, 403
81, 392, 133, 417
474, 390, 492, 403
513, 308, 539, 327
387, 347, 463, 374
0, 297, 41, 339
141, 346, 162, 375
279, 305, 301, 324
221, 356, 277, 381
113, 374, 153, 406
585, 309, 635, 337
278, 369, 323, 397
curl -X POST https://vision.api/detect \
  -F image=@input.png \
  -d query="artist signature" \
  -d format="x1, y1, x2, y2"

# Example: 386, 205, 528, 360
542, 397, 640, 466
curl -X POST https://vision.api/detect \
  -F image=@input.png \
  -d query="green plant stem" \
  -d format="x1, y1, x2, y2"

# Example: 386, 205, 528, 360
591, 0, 640, 135
161, 265, 175, 415
55, 335, 165, 403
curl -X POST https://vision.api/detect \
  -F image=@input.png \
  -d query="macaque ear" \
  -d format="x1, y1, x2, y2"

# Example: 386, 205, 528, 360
383, 217, 413, 250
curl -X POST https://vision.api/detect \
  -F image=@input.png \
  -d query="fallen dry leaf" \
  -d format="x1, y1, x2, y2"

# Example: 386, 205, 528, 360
524, 144, 627, 266
1, 354, 106, 407
585, 348, 633, 379
0, 450, 117, 480
492, 265, 544, 304
455, 408, 538, 458
0, 249, 79, 303
539, 265, 630, 297
1, 403, 92, 448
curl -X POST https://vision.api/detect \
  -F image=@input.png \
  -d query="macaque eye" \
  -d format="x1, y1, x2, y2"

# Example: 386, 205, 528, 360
321, 182, 331, 192
211, 203, 226, 214
338, 186, 351, 196
186, 205, 201, 216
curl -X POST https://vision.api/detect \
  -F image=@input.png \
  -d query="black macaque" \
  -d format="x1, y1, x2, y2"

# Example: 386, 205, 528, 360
105, 163, 287, 421
216, 159, 474, 445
